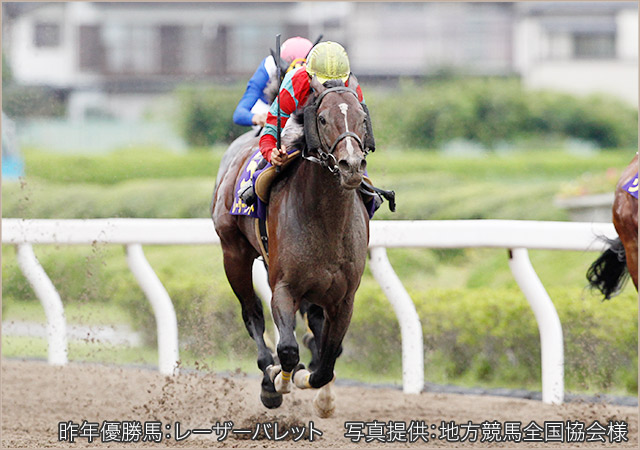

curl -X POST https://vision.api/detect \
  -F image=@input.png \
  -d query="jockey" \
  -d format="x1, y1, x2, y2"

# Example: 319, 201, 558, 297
259, 41, 364, 166
240, 41, 393, 215
233, 36, 313, 129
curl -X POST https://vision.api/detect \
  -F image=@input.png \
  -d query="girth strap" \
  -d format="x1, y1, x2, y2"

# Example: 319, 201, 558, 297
254, 218, 270, 266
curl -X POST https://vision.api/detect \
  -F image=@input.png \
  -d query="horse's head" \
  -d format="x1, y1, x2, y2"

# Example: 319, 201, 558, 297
307, 75, 369, 190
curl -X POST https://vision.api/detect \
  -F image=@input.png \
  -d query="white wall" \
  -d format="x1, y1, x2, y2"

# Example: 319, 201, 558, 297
617, 8, 639, 60
524, 60, 638, 106
10, 3, 73, 86
9, 3, 103, 87
515, 6, 638, 106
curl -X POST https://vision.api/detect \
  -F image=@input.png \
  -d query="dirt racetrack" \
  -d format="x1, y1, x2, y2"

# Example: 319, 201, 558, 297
2, 359, 637, 448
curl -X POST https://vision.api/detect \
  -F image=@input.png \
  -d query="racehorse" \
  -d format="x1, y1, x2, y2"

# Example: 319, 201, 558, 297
212, 75, 371, 417
587, 153, 638, 299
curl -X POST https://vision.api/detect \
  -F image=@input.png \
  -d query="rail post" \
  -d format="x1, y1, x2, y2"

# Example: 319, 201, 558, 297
368, 246, 424, 394
126, 244, 180, 375
508, 248, 564, 404
15, 243, 68, 365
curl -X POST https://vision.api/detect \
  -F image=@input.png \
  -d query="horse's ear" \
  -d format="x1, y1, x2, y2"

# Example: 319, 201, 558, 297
310, 75, 326, 95
346, 73, 359, 92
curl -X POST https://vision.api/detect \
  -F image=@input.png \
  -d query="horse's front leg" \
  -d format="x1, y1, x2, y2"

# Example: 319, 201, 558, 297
293, 296, 354, 417
269, 283, 300, 394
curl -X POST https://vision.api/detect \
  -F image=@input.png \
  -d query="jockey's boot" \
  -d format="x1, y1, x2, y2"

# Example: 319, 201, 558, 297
239, 182, 257, 206
359, 179, 396, 214
360, 190, 383, 214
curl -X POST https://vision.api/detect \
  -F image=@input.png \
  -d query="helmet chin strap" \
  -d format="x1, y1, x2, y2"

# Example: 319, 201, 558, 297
286, 58, 306, 73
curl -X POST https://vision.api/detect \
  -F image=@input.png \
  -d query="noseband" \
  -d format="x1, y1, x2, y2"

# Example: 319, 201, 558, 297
302, 86, 368, 175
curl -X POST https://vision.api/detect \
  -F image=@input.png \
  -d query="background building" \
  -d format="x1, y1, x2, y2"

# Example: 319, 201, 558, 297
514, 1, 638, 105
2, 2, 637, 122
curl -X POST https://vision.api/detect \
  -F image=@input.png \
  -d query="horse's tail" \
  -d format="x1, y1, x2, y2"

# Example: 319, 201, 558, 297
586, 236, 630, 300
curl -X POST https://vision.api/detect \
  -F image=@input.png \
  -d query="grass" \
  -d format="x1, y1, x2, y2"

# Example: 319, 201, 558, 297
2, 335, 158, 366
0, 334, 405, 387
2, 294, 134, 325
2, 146, 637, 396
3, 243, 635, 394
18, 145, 634, 186
20, 147, 219, 185
3, 147, 635, 221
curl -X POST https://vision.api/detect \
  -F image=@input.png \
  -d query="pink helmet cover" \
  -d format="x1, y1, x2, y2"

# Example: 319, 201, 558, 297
281, 37, 313, 64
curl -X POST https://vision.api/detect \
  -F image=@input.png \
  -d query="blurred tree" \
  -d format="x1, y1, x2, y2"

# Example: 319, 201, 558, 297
2, 53, 13, 87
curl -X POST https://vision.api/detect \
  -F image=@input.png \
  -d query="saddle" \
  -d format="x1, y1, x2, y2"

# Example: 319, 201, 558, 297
255, 150, 301, 203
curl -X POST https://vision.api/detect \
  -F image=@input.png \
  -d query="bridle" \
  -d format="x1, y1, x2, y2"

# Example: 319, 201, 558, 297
302, 86, 369, 175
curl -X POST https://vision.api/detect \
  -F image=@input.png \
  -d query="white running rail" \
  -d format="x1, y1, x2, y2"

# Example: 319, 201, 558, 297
2, 218, 618, 403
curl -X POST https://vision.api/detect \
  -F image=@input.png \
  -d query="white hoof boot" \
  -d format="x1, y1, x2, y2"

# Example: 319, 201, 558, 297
267, 364, 281, 382
293, 369, 312, 389
313, 385, 336, 418
274, 370, 292, 394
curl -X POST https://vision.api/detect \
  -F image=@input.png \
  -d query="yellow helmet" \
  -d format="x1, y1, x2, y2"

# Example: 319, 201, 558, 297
305, 41, 350, 84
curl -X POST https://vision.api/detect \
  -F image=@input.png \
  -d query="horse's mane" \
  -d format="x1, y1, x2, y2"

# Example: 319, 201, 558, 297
281, 79, 346, 151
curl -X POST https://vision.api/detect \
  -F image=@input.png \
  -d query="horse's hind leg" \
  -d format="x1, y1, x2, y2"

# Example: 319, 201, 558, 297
300, 302, 323, 371
219, 236, 281, 408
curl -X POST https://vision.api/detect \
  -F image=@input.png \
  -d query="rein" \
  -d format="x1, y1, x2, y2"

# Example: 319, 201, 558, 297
302, 86, 368, 175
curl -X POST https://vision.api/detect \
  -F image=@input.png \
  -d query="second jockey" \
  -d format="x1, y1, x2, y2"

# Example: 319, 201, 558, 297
233, 36, 313, 130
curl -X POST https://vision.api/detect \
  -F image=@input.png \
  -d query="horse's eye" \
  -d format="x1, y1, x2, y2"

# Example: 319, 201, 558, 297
318, 116, 327, 126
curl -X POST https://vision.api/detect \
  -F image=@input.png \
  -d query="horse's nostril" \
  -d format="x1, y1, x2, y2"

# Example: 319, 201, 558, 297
338, 160, 350, 173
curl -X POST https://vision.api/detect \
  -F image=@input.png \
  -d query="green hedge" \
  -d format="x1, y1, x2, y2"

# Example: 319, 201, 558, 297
176, 84, 247, 146
16, 149, 221, 185
2, 85, 66, 118
176, 78, 638, 150
4, 148, 634, 221
3, 148, 637, 393
342, 283, 638, 395
2, 245, 636, 395
368, 78, 638, 150
1, 178, 215, 219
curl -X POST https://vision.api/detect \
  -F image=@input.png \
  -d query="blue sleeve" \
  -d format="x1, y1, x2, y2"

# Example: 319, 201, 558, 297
233, 57, 271, 126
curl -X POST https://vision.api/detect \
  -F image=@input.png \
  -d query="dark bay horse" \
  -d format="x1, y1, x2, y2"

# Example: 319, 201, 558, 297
212, 75, 370, 417
587, 153, 638, 298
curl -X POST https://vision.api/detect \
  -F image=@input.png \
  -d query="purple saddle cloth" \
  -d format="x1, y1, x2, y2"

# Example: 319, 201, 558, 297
230, 149, 270, 220
623, 174, 638, 199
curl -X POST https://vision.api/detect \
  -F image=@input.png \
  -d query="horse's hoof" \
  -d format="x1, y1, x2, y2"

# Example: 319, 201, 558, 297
260, 389, 283, 409
313, 395, 336, 418
261, 372, 283, 409
312, 376, 336, 418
